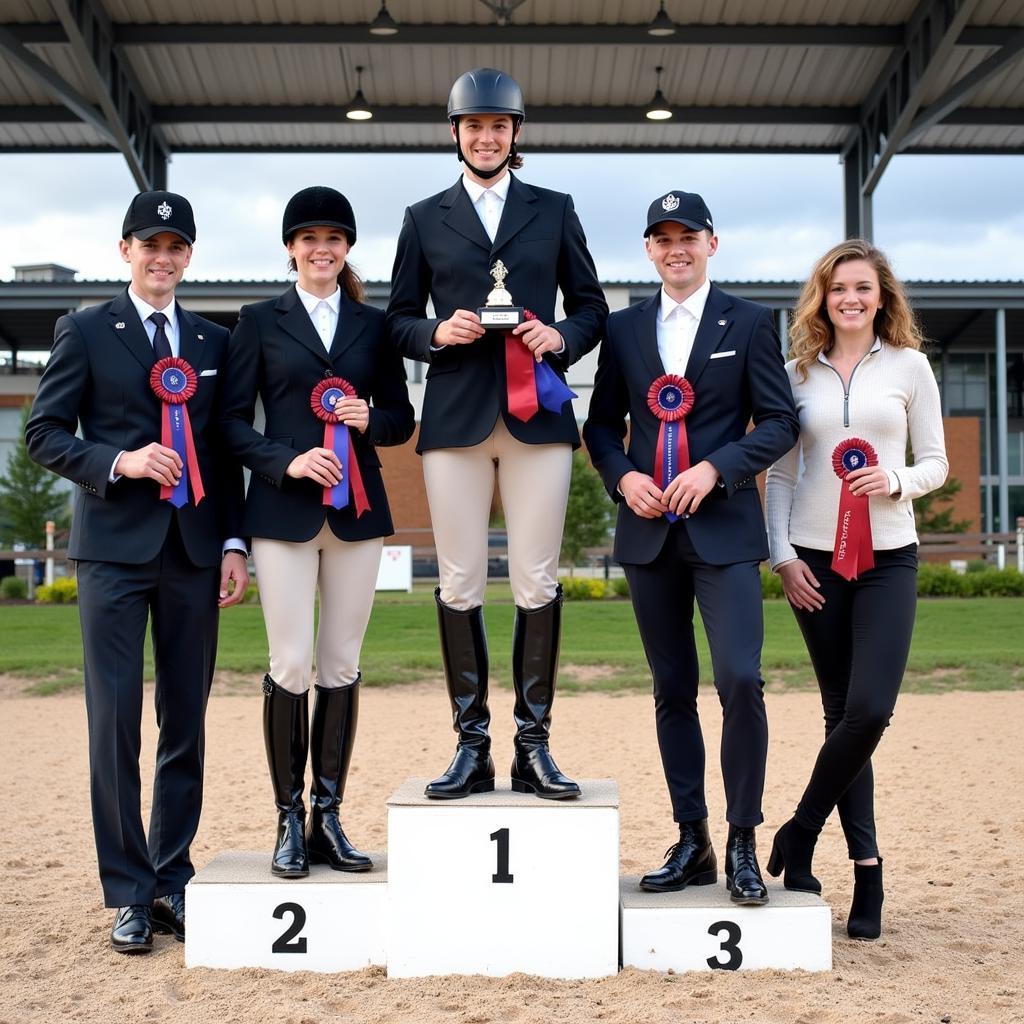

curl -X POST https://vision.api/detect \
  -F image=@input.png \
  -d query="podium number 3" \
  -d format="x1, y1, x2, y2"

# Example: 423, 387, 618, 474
272, 902, 308, 954
490, 828, 513, 883
707, 920, 742, 970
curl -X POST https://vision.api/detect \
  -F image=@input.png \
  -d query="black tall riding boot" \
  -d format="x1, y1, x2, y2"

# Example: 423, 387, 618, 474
307, 679, 372, 871
262, 675, 309, 877
425, 589, 495, 799
510, 585, 580, 799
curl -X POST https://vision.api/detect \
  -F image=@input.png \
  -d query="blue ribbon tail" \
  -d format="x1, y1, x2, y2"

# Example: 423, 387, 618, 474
168, 407, 189, 508
330, 424, 350, 510
534, 361, 577, 414
663, 421, 679, 523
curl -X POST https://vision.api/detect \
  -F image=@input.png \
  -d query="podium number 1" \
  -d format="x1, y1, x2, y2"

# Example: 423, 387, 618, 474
490, 827, 514, 883
707, 920, 742, 970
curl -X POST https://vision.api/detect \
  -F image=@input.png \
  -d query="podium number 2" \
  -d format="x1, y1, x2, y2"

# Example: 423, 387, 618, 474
707, 920, 742, 970
490, 828, 514, 883
272, 902, 308, 954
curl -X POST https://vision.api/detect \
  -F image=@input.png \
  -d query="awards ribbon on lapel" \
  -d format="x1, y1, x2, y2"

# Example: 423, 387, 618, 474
831, 438, 878, 581
309, 377, 370, 517
149, 357, 205, 507
647, 374, 695, 523
504, 310, 577, 422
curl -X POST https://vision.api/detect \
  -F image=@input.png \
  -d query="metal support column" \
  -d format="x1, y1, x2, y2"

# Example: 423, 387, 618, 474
777, 307, 789, 356
995, 308, 1009, 532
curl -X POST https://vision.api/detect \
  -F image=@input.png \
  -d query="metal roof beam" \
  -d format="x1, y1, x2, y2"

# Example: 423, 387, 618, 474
903, 29, 1024, 147
4, 21, 1012, 48
855, 0, 982, 197
0, 26, 112, 140
48, 0, 169, 191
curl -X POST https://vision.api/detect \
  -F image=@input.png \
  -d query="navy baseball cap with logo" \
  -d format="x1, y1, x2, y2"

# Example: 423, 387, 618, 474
122, 190, 196, 245
644, 190, 714, 236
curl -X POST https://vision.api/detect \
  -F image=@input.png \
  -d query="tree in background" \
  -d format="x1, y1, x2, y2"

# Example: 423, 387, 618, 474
560, 450, 614, 574
913, 476, 972, 534
0, 403, 69, 548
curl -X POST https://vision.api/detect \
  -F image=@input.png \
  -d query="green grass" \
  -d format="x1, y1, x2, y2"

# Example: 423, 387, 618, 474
1, 586, 1021, 696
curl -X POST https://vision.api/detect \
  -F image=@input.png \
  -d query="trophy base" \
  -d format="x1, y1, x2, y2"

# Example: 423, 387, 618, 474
478, 305, 524, 329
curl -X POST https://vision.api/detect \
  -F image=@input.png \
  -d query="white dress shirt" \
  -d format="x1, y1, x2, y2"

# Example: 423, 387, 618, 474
656, 278, 711, 377
295, 283, 341, 350
462, 171, 511, 242
128, 288, 179, 357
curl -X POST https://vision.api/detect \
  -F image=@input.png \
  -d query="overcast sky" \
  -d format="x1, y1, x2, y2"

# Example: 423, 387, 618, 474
1, 149, 1022, 286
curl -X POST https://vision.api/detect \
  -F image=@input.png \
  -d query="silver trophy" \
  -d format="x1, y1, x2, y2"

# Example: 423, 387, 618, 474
477, 259, 524, 329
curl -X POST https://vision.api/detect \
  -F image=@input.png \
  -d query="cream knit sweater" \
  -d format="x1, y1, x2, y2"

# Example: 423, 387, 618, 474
766, 340, 949, 569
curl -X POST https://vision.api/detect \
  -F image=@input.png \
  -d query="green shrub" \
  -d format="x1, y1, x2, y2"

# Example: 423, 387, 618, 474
611, 577, 630, 598
560, 577, 606, 600
1, 576, 27, 600
760, 568, 784, 599
916, 563, 966, 596
965, 559, 990, 574
244, 582, 260, 604
961, 568, 1024, 597
35, 576, 78, 604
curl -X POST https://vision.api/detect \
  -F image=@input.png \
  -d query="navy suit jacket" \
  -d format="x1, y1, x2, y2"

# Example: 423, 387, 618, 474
583, 285, 799, 566
386, 173, 607, 452
26, 289, 243, 566
220, 286, 415, 543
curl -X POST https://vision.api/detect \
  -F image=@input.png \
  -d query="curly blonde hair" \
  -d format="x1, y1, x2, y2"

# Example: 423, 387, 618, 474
789, 239, 922, 382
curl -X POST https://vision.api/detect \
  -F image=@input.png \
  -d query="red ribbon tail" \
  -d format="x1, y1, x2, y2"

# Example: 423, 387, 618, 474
505, 334, 539, 421
322, 423, 335, 507
159, 406, 174, 502
677, 423, 691, 474
347, 438, 371, 518
653, 423, 666, 489
832, 487, 873, 581
180, 406, 205, 506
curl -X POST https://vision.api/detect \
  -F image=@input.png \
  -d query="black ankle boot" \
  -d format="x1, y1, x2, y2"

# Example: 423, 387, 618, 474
847, 858, 884, 940
725, 825, 769, 905
425, 590, 495, 799
509, 586, 579, 800
766, 817, 822, 894
263, 675, 309, 877
640, 820, 717, 892
306, 679, 372, 872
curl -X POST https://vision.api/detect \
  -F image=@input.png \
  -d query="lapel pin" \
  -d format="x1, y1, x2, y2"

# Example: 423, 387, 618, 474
197, 334, 204, 341
114, 322, 125, 329
717, 319, 727, 326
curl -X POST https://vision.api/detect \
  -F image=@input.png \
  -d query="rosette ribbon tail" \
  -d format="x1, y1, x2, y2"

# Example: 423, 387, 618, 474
313, 376, 371, 518
831, 438, 877, 581
647, 374, 695, 525
504, 334, 539, 421
151, 357, 203, 507
322, 421, 349, 511
535, 361, 577, 414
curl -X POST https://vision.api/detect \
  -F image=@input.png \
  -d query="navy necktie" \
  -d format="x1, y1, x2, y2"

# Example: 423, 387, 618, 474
149, 310, 173, 360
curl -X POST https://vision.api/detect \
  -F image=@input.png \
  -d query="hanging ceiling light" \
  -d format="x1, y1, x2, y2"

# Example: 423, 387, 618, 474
647, 1, 676, 37
369, 1, 399, 36
645, 66, 673, 121
345, 65, 373, 121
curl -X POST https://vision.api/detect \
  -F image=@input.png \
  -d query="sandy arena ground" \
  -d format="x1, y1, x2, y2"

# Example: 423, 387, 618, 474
1, 681, 1021, 1024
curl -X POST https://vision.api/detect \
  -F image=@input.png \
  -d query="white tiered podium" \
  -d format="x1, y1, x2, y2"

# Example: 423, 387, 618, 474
185, 851, 387, 972
621, 876, 832, 972
184, 779, 833, 978
386, 778, 620, 979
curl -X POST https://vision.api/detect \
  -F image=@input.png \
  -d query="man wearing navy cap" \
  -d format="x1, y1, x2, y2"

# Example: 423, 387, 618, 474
584, 191, 798, 904
26, 191, 248, 952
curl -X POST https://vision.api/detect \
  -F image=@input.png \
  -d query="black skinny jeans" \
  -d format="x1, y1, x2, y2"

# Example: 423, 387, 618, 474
789, 544, 918, 860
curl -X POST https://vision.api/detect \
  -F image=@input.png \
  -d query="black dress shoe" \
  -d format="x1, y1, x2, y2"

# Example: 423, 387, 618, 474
510, 746, 580, 800
152, 892, 185, 942
766, 817, 822, 894
725, 825, 769, 905
110, 905, 153, 954
640, 820, 717, 892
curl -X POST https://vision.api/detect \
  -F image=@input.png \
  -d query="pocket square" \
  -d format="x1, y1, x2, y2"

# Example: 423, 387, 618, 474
709, 350, 736, 360
199, 368, 218, 377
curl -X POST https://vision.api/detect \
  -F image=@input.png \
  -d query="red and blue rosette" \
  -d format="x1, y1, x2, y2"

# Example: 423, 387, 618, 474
831, 438, 878, 580
309, 377, 370, 517
149, 357, 204, 507
647, 374, 695, 522
504, 309, 577, 422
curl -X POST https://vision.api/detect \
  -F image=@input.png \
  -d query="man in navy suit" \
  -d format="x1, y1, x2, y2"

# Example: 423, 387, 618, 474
583, 191, 798, 904
26, 192, 248, 952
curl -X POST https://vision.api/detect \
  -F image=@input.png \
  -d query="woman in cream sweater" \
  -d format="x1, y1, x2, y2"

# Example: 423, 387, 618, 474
764, 239, 948, 939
